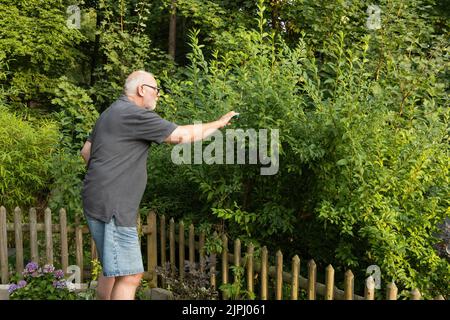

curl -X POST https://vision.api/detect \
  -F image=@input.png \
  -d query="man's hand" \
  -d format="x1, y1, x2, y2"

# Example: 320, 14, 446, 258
218, 111, 239, 128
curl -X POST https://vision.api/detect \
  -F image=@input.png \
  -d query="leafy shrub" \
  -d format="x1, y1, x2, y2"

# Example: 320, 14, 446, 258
156, 6, 308, 240
143, 144, 205, 220
48, 150, 86, 221
48, 78, 99, 220
51, 77, 99, 152
0, 0, 84, 108
220, 265, 255, 300
0, 106, 58, 212
306, 28, 449, 298
151, 0, 449, 298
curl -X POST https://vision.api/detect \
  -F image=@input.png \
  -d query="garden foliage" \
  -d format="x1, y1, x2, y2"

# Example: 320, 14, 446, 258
0, 0, 448, 298
0, 106, 58, 211
152, 0, 449, 297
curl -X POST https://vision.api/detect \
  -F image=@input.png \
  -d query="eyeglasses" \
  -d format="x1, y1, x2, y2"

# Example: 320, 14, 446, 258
142, 84, 161, 94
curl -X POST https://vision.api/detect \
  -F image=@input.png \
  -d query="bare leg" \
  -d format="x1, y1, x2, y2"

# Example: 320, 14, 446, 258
96, 274, 116, 300
110, 273, 143, 300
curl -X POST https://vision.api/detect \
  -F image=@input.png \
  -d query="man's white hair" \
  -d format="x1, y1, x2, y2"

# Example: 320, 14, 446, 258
124, 70, 154, 96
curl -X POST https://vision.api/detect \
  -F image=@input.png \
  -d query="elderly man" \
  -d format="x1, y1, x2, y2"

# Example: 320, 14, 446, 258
80, 70, 237, 300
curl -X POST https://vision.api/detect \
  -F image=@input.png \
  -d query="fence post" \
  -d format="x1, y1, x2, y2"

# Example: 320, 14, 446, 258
325, 264, 334, 300
159, 215, 166, 287
291, 255, 300, 300
261, 246, 268, 300
189, 224, 195, 272
410, 288, 422, 300
14, 207, 24, 276
169, 218, 176, 277
307, 259, 317, 300
178, 221, 185, 281
210, 232, 218, 290
344, 270, 354, 300
386, 282, 398, 300
222, 234, 228, 299
59, 209, 69, 274
29, 208, 38, 264
276, 250, 283, 300
160, 215, 166, 271
210, 252, 217, 290
147, 211, 157, 287
90, 237, 97, 262
234, 239, 241, 289
44, 208, 53, 265
0, 206, 8, 284
199, 231, 205, 273
234, 238, 241, 268
75, 217, 83, 283
365, 276, 375, 300
247, 243, 254, 296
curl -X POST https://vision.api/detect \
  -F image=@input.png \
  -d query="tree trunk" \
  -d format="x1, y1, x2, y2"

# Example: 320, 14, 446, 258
270, 0, 280, 31
90, 6, 102, 87
168, 0, 177, 60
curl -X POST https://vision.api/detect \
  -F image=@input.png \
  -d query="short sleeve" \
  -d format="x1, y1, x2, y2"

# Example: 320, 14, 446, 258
127, 109, 178, 144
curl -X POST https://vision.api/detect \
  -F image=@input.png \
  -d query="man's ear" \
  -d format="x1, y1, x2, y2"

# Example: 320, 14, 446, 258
137, 85, 145, 97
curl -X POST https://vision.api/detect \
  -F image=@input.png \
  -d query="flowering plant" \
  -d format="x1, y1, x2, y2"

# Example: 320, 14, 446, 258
8, 262, 77, 300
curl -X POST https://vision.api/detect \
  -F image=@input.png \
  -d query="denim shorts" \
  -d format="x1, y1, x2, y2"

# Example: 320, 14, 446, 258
85, 215, 144, 277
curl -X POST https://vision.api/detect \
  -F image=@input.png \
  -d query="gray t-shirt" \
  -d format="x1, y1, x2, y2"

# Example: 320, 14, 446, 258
82, 95, 177, 227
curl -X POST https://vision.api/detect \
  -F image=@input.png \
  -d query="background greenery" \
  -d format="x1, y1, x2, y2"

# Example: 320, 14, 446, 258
0, 0, 448, 298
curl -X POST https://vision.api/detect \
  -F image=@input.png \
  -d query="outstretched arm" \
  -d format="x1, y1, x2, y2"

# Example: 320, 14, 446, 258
164, 111, 238, 144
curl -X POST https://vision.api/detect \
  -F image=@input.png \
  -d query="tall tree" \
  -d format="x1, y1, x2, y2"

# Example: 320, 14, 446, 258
168, 0, 177, 59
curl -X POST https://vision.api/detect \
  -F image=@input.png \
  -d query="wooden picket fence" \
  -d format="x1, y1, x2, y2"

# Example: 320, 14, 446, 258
0, 206, 446, 300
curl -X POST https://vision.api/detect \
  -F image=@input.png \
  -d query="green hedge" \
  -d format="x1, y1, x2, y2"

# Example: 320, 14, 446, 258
0, 106, 58, 213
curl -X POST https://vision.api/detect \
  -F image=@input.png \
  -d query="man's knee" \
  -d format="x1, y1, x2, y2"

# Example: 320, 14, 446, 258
117, 273, 143, 286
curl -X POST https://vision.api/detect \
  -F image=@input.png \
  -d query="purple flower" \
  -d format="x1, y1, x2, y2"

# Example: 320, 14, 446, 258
17, 280, 27, 288
52, 280, 67, 289
8, 284, 18, 294
54, 269, 65, 279
24, 262, 39, 274
42, 264, 55, 273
